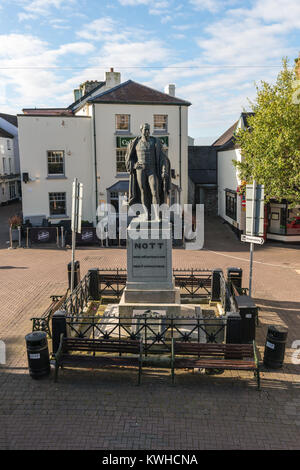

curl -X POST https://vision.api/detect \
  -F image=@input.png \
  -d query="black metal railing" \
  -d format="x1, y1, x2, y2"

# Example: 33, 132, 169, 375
64, 314, 227, 354
31, 293, 68, 337
220, 272, 238, 314
61, 272, 91, 317
98, 268, 212, 300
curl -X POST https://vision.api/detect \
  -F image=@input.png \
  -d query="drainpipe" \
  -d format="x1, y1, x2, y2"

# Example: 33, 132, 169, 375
179, 105, 182, 205
92, 104, 98, 223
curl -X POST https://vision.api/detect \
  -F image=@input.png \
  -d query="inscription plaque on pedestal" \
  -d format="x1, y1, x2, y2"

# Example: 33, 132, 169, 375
127, 221, 173, 290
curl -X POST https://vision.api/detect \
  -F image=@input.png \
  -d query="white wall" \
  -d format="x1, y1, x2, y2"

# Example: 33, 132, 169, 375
0, 136, 15, 174
93, 103, 189, 206
0, 135, 18, 204
217, 148, 243, 228
17, 100, 189, 224
18, 115, 93, 222
0, 117, 20, 174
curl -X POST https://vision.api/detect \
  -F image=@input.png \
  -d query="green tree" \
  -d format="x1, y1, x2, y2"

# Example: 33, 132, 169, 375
234, 58, 300, 204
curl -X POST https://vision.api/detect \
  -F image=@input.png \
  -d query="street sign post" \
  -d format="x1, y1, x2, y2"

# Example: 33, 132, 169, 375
245, 182, 265, 297
241, 234, 264, 245
246, 184, 265, 236
71, 178, 83, 292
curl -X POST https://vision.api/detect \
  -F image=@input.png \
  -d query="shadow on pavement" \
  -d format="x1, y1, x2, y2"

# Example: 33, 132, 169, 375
0, 266, 28, 269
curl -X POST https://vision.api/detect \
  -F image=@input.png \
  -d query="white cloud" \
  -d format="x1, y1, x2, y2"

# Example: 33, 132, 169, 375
189, 0, 224, 13
0, 34, 96, 111
77, 17, 118, 41
244, 0, 300, 29
149, 1, 170, 15
49, 18, 71, 30
18, 0, 76, 21
172, 24, 195, 31
118, 0, 150, 5
92, 39, 172, 69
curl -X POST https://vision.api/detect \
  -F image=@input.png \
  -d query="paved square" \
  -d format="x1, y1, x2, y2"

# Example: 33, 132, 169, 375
0, 205, 300, 449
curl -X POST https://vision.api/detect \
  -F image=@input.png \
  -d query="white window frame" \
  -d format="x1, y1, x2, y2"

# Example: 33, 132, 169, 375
153, 114, 168, 133
49, 192, 67, 217
116, 148, 127, 173
116, 114, 130, 132
9, 181, 16, 199
47, 150, 65, 176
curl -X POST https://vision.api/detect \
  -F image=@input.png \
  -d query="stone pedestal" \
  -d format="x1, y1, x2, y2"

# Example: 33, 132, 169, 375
119, 219, 181, 316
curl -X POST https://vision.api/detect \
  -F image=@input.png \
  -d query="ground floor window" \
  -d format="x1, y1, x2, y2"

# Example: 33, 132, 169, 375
225, 190, 237, 221
268, 202, 300, 236
49, 192, 66, 216
287, 207, 300, 235
116, 149, 127, 173
9, 181, 16, 199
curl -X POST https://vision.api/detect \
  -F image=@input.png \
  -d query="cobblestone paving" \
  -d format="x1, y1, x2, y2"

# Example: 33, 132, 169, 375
0, 211, 299, 449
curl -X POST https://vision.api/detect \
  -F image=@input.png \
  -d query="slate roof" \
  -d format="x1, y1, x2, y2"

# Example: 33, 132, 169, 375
0, 127, 14, 139
0, 113, 18, 127
212, 121, 239, 148
212, 112, 255, 149
68, 81, 105, 110
89, 80, 191, 106
107, 180, 129, 192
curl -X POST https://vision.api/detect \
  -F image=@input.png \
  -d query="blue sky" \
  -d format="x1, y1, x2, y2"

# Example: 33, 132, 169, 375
0, 0, 299, 143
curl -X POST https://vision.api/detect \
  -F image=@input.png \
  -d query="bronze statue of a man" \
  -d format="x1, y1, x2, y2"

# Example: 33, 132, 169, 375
125, 123, 171, 218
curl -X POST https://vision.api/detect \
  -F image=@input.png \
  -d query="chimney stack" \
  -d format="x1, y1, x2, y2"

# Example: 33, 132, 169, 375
164, 84, 176, 97
74, 80, 101, 101
105, 67, 121, 90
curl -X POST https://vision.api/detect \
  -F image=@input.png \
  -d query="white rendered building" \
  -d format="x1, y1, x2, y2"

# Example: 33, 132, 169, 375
0, 114, 21, 204
214, 113, 300, 243
18, 69, 191, 225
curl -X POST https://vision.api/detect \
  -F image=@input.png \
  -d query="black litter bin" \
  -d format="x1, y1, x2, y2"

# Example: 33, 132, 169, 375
263, 325, 288, 369
25, 331, 50, 379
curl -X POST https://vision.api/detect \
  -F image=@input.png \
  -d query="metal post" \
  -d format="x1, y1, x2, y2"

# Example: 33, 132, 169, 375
26, 227, 29, 248
71, 229, 76, 292
9, 226, 12, 249
18, 226, 21, 248
249, 179, 256, 297
71, 178, 83, 292
61, 226, 64, 248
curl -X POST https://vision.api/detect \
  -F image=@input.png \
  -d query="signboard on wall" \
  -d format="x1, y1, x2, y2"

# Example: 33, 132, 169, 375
116, 136, 169, 148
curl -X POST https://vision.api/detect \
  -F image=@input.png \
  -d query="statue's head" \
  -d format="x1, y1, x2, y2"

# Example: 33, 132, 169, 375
140, 123, 150, 137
